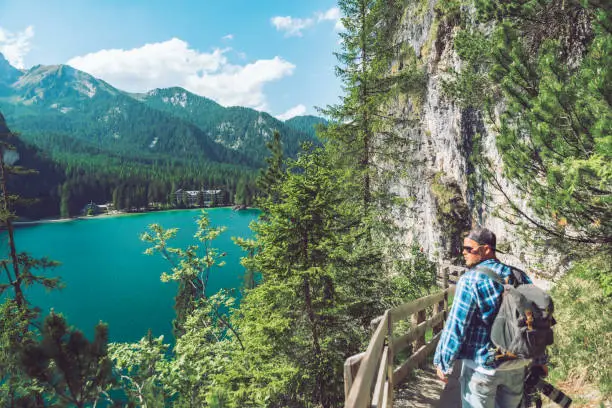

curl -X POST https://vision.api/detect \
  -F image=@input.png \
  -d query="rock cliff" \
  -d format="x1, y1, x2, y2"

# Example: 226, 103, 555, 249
387, 0, 561, 278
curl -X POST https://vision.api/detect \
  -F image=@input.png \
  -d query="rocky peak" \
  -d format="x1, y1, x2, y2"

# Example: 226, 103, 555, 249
0, 52, 23, 92
12, 63, 118, 104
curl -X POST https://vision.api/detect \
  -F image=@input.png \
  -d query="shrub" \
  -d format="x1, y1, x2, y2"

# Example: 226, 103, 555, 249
549, 257, 612, 398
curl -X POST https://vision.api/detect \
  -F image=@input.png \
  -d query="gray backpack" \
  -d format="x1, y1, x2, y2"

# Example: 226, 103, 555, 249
476, 266, 555, 362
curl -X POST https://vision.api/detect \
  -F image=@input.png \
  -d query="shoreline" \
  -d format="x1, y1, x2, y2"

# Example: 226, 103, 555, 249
13, 206, 250, 227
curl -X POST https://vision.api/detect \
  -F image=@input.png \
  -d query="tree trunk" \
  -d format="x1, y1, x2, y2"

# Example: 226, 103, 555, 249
0, 148, 25, 309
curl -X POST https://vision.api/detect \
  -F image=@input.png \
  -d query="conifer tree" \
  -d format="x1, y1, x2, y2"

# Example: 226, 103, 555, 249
469, 0, 611, 249
221, 146, 389, 407
20, 313, 115, 408
0, 116, 115, 406
0, 116, 65, 404
256, 129, 285, 210
108, 330, 172, 407
321, 0, 416, 214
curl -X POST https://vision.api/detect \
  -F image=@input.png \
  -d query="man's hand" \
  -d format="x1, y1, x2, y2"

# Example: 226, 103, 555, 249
436, 366, 448, 384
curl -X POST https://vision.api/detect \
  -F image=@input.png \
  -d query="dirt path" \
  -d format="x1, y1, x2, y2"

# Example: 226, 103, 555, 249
393, 364, 460, 408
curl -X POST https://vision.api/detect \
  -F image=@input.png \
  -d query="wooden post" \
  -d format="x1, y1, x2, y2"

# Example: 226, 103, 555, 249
386, 313, 394, 408
433, 267, 448, 335
433, 265, 444, 334
344, 352, 364, 402
443, 266, 449, 314
411, 309, 426, 351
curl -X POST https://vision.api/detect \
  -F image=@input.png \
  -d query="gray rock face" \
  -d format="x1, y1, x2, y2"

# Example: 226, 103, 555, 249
387, 0, 561, 275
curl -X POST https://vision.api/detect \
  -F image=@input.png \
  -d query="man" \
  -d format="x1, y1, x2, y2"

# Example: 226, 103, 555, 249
433, 227, 546, 408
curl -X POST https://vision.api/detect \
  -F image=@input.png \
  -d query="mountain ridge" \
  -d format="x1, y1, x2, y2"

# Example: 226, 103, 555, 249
0, 53, 325, 167
0, 52, 327, 218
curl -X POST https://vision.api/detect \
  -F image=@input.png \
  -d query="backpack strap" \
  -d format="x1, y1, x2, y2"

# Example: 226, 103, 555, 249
509, 266, 529, 286
473, 264, 504, 284
474, 264, 526, 288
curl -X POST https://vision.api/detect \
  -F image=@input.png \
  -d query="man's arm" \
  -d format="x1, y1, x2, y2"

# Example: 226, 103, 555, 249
433, 276, 477, 379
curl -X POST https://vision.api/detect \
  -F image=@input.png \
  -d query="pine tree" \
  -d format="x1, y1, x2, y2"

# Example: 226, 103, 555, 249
20, 312, 115, 408
256, 129, 285, 210
478, 0, 611, 248
321, 0, 416, 214
221, 146, 389, 407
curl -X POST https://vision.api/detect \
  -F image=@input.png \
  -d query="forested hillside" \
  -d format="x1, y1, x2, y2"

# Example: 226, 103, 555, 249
0, 112, 64, 219
0, 55, 325, 218
136, 87, 320, 162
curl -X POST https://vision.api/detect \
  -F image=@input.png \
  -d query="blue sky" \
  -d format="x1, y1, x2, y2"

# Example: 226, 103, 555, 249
0, 0, 343, 119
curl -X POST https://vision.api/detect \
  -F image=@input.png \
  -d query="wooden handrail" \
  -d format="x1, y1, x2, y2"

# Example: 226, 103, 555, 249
343, 264, 466, 407
391, 310, 445, 351
345, 311, 389, 408
389, 289, 449, 322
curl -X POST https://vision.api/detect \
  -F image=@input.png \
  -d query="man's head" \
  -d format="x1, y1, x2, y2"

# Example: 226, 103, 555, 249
462, 227, 498, 267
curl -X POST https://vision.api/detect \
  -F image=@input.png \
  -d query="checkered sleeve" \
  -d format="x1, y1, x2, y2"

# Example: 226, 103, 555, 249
433, 276, 477, 374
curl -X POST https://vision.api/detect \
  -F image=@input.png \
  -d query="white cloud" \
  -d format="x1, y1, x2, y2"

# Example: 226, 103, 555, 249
270, 16, 314, 37
272, 7, 342, 37
276, 104, 306, 121
318, 8, 344, 31
317, 7, 340, 22
0, 25, 34, 69
67, 38, 295, 110
222, 34, 234, 41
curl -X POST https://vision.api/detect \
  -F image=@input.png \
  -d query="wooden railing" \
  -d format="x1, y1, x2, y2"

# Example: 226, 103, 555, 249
343, 263, 466, 408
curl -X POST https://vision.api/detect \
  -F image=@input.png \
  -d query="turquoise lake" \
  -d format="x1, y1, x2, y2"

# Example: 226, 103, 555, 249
9, 208, 260, 343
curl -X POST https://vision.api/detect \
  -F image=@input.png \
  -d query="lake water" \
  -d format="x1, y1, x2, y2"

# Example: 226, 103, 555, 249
9, 208, 259, 343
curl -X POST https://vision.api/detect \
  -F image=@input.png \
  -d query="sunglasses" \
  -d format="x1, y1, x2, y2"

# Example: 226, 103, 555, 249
462, 245, 482, 253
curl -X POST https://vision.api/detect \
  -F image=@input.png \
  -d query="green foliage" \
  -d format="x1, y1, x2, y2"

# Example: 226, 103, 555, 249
549, 257, 612, 397
430, 172, 471, 257
111, 214, 247, 407
490, 7, 612, 246
441, 30, 496, 108
565, 252, 612, 297
322, 0, 412, 212
283, 115, 328, 139
165, 294, 239, 407
256, 130, 285, 210
141, 211, 238, 341
0, 300, 43, 407
232, 236, 259, 292
216, 147, 390, 407
109, 330, 171, 407
21, 312, 115, 407
388, 245, 438, 303
445, 1, 612, 250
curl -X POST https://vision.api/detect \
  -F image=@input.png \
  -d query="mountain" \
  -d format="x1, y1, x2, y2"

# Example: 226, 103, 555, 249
0, 55, 323, 168
0, 53, 327, 218
284, 115, 328, 139
0, 64, 255, 167
135, 87, 319, 161
0, 54, 22, 97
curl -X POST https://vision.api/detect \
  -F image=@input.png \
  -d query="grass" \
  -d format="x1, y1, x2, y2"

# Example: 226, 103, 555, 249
547, 259, 612, 406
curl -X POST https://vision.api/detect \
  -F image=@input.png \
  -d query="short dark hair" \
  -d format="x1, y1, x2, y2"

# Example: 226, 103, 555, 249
467, 227, 497, 251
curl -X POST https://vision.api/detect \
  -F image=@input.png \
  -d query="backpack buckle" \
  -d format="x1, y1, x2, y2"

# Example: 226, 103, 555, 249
526, 310, 534, 331
493, 348, 518, 362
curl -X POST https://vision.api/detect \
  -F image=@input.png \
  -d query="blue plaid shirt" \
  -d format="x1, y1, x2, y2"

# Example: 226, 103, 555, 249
433, 258, 534, 374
